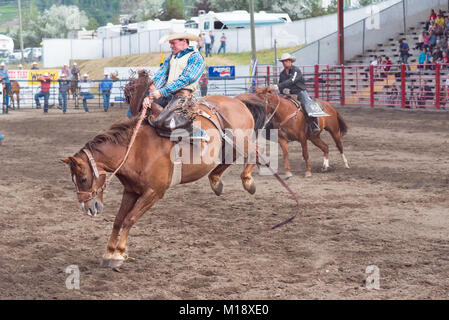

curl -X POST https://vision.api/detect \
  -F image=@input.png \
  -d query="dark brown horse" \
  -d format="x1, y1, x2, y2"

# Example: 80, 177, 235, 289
60, 71, 266, 269
238, 87, 349, 178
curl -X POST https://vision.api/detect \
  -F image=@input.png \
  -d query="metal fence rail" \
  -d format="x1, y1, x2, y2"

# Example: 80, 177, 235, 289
3, 66, 448, 114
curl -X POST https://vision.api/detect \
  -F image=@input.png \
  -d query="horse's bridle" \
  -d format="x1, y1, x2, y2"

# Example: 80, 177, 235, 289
261, 91, 281, 130
73, 149, 107, 204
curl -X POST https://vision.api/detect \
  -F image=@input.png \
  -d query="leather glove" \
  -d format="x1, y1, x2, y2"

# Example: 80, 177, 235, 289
271, 84, 279, 93
283, 88, 290, 94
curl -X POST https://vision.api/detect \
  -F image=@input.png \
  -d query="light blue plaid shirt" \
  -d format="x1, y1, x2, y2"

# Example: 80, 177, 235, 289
154, 47, 205, 97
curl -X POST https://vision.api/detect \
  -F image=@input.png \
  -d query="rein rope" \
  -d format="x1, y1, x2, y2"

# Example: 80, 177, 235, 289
105, 102, 149, 187
261, 93, 280, 130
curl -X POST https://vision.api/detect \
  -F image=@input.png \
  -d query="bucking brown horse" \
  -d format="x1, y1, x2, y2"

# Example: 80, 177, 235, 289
59, 70, 266, 269
237, 87, 349, 178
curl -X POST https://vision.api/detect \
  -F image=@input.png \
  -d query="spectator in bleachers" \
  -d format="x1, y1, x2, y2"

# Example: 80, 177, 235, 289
433, 47, 443, 61
382, 56, 392, 77
399, 39, 411, 69
425, 48, 434, 70
439, 50, 449, 69
429, 9, 437, 21
375, 56, 383, 78
429, 31, 437, 49
418, 47, 427, 70
428, 20, 436, 34
416, 31, 426, 50
364, 55, 378, 78
436, 13, 445, 28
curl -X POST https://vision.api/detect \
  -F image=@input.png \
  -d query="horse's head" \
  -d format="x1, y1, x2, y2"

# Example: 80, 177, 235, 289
60, 151, 106, 217
254, 86, 280, 113
123, 69, 154, 117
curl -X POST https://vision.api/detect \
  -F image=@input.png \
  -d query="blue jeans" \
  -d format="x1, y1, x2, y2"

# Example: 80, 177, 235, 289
35, 91, 50, 112
80, 92, 94, 112
3, 82, 11, 107
205, 43, 212, 57
102, 91, 111, 111
58, 92, 68, 113
218, 43, 226, 54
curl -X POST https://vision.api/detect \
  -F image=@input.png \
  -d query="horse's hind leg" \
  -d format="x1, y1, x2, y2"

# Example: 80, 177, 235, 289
309, 134, 330, 172
208, 164, 231, 196
329, 130, 350, 169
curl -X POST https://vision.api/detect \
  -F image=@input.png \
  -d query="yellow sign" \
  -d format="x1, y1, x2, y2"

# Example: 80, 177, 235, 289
28, 70, 60, 85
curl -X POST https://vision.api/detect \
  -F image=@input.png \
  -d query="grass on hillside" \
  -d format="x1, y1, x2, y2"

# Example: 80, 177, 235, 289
71, 45, 304, 79
6, 45, 304, 79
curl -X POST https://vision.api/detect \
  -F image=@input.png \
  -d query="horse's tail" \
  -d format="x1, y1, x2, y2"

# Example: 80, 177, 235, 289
235, 93, 267, 131
336, 109, 348, 137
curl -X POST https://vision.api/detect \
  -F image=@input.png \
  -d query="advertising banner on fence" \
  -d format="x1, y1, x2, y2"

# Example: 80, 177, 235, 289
208, 66, 235, 80
8, 69, 61, 106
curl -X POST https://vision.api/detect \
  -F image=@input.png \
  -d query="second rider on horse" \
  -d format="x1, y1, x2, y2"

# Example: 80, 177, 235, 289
273, 53, 328, 132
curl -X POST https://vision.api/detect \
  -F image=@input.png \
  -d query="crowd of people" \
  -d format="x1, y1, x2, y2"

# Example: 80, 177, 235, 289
415, 9, 449, 70
0, 61, 115, 114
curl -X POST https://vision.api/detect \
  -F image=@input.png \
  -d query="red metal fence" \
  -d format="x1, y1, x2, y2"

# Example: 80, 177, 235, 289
258, 64, 449, 110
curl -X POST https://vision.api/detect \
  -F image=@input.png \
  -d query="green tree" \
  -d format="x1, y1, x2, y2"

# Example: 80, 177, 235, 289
160, 0, 185, 20
87, 17, 100, 30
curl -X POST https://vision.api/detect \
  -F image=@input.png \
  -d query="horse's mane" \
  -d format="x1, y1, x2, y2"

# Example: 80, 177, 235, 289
234, 93, 267, 131
81, 117, 142, 154
124, 69, 153, 117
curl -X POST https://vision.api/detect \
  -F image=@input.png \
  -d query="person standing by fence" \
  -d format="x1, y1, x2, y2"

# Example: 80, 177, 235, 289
35, 73, 51, 113
58, 74, 70, 114
199, 71, 208, 97
204, 32, 212, 57
99, 72, 113, 112
0, 62, 11, 109
78, 73, 94, 113
218, 33, 226, 54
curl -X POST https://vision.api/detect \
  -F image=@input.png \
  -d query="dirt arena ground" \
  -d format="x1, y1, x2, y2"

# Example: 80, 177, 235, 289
0, 104, 448, 300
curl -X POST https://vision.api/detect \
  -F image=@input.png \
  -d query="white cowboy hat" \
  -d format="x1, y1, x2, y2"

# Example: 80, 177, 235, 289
32, 62, 37, 64
159, 25, 199, 44
104, 72, 108, 75
279, 53, 296, 62
83, 73, 88, 77
0, 62, 5, 66
60, 74, 66, 77
73, 62, 77, 65
43, 72, 49, 76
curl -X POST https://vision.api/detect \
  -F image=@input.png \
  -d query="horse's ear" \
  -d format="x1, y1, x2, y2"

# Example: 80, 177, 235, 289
59, 158, 70, 165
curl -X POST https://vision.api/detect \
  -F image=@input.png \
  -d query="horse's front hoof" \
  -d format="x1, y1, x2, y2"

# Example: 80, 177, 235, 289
109, 259, 124, 269
244, 179, 256, 195
284, 172, 293, 179
100, 259, 111, 268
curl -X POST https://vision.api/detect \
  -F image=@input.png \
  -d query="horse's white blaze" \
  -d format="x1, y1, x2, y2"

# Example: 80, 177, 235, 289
341, 153, 350, 168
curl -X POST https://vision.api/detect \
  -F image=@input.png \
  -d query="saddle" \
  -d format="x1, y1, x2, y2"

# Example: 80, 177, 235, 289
282, 94, 303, 111
148, 90, 198, 139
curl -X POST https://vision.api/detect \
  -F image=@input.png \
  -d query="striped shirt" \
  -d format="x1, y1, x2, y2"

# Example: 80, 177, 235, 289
154, 47, 205, 97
